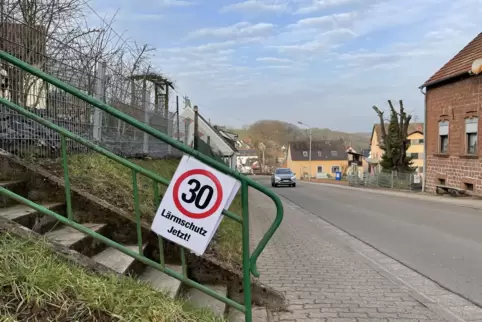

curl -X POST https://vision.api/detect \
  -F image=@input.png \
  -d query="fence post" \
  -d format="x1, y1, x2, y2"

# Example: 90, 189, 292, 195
391, 171, 394, 188
93, 61, 106, 141
193, 105, 199, 151
176, 95, 180, 141
142, 83, 149, 155
167, 110, 172, 155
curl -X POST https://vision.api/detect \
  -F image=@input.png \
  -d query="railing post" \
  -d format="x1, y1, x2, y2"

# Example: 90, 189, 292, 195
93, 61, 106, 141
241, 181, 252, 322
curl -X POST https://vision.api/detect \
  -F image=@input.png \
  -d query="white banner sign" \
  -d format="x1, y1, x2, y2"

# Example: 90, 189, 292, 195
151, 155, 240, 255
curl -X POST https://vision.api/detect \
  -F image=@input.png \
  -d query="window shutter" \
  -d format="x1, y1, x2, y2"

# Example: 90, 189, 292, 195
439, 121, 449, 135
465, 118, 478, 133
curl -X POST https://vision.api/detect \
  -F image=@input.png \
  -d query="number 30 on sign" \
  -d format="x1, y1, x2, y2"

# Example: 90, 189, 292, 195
151, 155, 240, 255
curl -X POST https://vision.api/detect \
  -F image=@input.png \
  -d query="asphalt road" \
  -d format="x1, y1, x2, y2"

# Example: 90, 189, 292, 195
254, 176, 482, 307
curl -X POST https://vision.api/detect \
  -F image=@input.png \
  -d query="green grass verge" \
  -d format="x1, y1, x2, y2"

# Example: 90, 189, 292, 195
0, 232, 225, 322
46, 153, 242, 265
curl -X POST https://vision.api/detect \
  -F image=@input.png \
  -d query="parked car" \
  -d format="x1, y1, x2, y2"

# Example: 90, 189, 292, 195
271, 168, 296, 187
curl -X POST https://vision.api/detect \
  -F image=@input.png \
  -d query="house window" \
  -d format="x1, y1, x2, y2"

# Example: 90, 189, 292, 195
331, 150, 338, 157
438, 121, 449, 153
317, 166, 323, 173
410, 153, 419, 159
418, 166, 423, 173
317, 151, 322, 157
411, 139, 424, 145
466, 117, 478, 154
303, 151, 308, 157
331, 166, 340, 173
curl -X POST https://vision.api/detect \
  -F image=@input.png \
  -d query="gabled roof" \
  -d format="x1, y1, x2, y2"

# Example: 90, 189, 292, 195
180, 107, 236, 155
421, 32, 482, 88
214, 126, 239, 151
288, 140, 347, 161
370, 122, 424, 145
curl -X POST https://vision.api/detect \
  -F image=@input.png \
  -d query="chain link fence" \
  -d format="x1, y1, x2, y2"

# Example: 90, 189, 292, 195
348, 171, 423, 192
0, 0, 186, 159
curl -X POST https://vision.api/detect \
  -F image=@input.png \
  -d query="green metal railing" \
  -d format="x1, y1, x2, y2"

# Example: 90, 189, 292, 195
0, 51, 284, 322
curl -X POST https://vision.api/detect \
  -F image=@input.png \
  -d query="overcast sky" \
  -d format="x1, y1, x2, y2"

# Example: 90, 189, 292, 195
90, 0, 481, 132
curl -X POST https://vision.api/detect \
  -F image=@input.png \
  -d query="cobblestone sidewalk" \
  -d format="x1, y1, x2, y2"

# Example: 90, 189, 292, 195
249, 189, 482, 322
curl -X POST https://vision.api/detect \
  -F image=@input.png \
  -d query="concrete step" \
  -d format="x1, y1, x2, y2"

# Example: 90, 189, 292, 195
45, 223, 106, 248
227, 306, 270, 322
0, 180, 27, 208
92, 244, 145, 274
185, 284, 228, 317
0, 202, 64, 222
139, 265, 183, 299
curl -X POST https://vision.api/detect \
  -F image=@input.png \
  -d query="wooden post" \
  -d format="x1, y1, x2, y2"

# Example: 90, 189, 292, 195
193, 105, 199, 151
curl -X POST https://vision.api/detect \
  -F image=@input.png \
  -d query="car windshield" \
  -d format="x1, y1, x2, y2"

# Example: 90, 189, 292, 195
276, 169, 292, 175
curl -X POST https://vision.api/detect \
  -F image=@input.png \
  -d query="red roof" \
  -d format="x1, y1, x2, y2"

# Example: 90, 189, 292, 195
422, 32, 482, 87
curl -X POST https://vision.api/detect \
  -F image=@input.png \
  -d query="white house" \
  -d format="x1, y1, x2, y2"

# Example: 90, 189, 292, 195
180, 107, 238, 169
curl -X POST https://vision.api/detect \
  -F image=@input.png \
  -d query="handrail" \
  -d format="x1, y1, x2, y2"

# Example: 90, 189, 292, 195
0, 187, 245, 311
0, 50, 283, 277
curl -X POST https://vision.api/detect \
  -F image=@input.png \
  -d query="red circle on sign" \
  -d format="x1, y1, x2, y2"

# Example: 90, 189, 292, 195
172, 169, 223, 219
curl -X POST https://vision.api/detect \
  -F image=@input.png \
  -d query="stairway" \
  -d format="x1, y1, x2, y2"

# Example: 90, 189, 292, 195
0, 179, 268, 321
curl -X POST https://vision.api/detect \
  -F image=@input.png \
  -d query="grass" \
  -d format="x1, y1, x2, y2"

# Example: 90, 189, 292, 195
0, 233, 225, 322
43, 153, 243, 265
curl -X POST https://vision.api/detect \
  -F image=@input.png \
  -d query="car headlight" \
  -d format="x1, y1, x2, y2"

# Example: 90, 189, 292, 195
291, 175, 296, 180
274, 176, 281, 181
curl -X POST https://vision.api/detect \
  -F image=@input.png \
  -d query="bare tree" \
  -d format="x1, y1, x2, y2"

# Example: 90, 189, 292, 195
1, 0, 156, 110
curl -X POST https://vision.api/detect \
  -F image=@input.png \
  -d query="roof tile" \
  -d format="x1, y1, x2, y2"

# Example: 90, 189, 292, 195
289, 140, 347, 161
423, 32, 482, 87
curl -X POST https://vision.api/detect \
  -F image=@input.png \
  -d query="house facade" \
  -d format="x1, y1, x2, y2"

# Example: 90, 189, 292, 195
286, 140, 348, 179
368, 123, 425, 173
422, 32, 482, 193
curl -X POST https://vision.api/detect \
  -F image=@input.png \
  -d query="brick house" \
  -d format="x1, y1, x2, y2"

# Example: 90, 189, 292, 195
421, 32, 482, 193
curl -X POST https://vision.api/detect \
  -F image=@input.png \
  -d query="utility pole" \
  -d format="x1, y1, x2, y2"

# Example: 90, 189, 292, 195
298, 121, 312, 181
309, 128, 312, 181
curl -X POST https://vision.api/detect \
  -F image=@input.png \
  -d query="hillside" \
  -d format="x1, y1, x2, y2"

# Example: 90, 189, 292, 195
228, 121, 371, 152
309, 128, 371, 151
